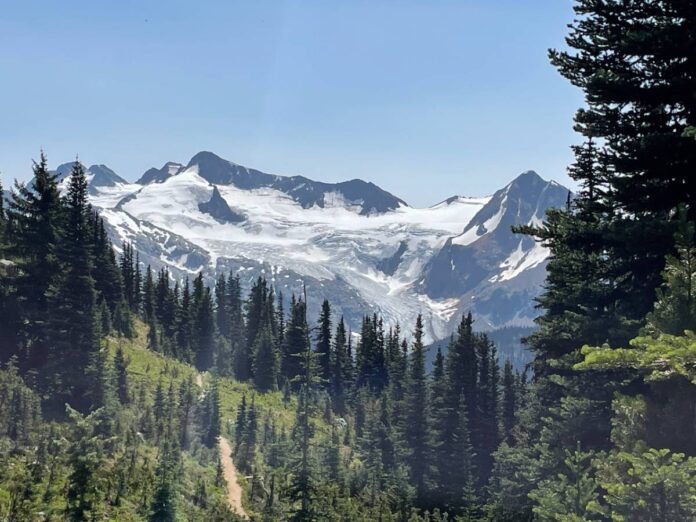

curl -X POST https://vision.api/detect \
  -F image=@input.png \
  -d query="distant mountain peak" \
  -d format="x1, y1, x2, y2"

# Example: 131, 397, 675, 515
137, 162, 184, 185
50, 162, 126, 189
184, 151, 406, 214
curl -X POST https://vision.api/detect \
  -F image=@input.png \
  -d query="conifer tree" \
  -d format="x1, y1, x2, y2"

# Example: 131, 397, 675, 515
113, 297, 134, 338
177, 377, 195, 449
98, 299, 111, 335
647, 219, 696, 335
242, 398, 258, 470
48, 161, 100, 412
332, 317, 351, 413
91, 214, 122, 308
404, 314, 430, 504
282, 295, 310, 387
215, 274, 229, 338
148, 316, 160, 352
204, 379, 221, 448
246, 276, 269, 349
452, 394, 477, 515
253, 324, 279, 392
142, 264, 155, 321
149, 438, 180, 521
234, 394, 247, 452
113, 345, 128, 405
226, 273, 247, 379
475, 333, 500, 484
314, 299, 332, 388
7, 152, 62, 374
193, 276, 215, 371
288, 385, 318, 521
501, 359, 516, 445
429, 347, 449, 504
287, 320, 324, 519
65, 406, 104, 520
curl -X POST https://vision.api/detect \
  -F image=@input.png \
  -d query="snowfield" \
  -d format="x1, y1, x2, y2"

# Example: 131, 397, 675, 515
65, 154, 567, 343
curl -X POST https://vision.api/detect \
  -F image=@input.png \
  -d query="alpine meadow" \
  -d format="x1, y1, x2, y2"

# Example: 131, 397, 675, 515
1, 1, 696, 521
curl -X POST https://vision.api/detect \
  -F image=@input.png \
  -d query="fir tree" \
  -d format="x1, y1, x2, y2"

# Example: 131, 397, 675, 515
332, 316, 352, 413
149, 438, 180, 522
314, 299, 332, 389
234, 394, 247, 452
253, 324, 279, 392
113, 345, 129, 404
192, 275, 215, 371
204, 379, 221, 448
48, 161, 100, 413
501, 359, 516, 445
7, 152, 62, 375
404, 314, 430, 504
282, 295, 310, 387
142, 264, 155, 321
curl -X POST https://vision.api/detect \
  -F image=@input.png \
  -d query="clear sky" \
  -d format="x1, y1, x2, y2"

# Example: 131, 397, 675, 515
1, 0, 581, 206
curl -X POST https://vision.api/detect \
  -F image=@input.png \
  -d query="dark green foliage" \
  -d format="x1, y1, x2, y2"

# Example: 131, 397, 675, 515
203, 379, 222, 448
65, 406, 105, 521
253, 324, 279, 392
113, 296, 134, 338
287, 386, 318, 521
500, 360, 516, 445
281, 295, 310, 387
314, 299, 332, 388
404, 314, 430, 504
331, 316, 352, 414
355, 314, 388, 391
46, 161, 100, 413
149, 438, 181, 521
0, 359, 41, 444
193, 273, 216, 370
91, 214, 122, 309
113, 345, 129, 404
6, 153, 62, 374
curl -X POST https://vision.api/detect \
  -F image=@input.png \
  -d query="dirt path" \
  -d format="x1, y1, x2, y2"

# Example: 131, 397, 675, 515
195, 372, 247, 518
218, 436, 248, 519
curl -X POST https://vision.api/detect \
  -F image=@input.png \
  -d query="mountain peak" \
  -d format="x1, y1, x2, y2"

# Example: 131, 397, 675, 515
137, 161, 184, 185
187, 150, 229, 168
182, 151, 405, 214
507, 170, 545, 190
87, 164, 127, 187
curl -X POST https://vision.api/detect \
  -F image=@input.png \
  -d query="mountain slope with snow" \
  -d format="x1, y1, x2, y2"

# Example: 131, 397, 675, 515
56, 152, 568, 342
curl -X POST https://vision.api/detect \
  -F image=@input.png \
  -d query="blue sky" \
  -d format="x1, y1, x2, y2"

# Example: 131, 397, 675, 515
1, 0, 581, 206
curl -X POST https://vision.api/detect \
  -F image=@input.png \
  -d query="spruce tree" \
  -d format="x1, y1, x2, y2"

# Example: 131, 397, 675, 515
253, 324, 279, 392
429, 347, 449, 505
282, 295, 310, 387
90, 214, 122, 308
215, 274, 229, 338
113, 345, 129, 404
227, 274, 248, 379
501, 359, 516, 445
193, 276, 215, 371
149, 438, 180, 522
204, 379, 221, 448
403, 314, 430, 504
142, 264, 155, 321
48, 161, 100, 413
314, 299, 332, 389
332, 317, 351, 413
7, 152, 62, 374
234, 394, 247, 453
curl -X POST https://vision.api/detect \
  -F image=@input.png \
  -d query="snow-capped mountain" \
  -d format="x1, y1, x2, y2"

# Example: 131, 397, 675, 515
51, 152, 569, 342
